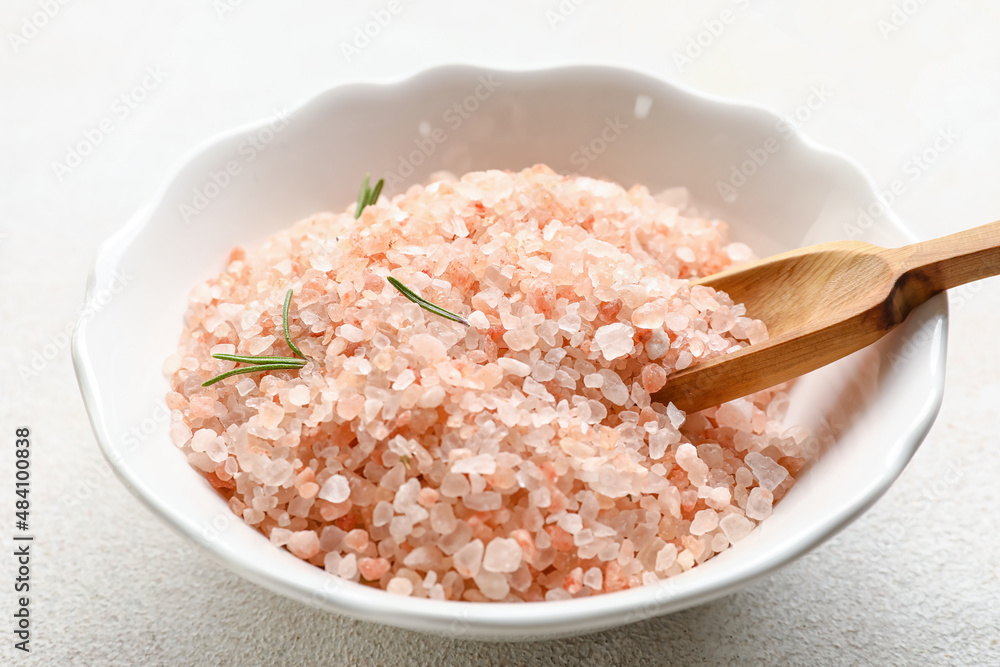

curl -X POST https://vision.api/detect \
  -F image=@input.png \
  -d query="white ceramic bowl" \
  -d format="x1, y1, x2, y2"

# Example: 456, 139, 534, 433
72, 64, 947, 640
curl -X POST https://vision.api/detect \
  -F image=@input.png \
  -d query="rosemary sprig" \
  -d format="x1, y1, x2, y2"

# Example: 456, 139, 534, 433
387, 276, 470, 327
201, 288, 308, 387
354, 174, 384, 219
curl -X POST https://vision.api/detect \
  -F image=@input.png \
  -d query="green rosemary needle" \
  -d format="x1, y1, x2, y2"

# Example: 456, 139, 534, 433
354, 174, 385, 219
387, 276, 470, 327
201, 288, 308, 387
282, 287, 307, 360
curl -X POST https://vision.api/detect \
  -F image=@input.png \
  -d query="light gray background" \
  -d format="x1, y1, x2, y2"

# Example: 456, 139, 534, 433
2, 1, 999, 665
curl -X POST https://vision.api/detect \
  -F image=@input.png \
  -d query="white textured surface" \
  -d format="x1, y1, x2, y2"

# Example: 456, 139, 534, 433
1, 1, 998, 664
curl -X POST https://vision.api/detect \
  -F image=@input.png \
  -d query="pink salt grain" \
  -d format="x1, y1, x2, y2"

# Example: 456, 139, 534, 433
482, 537, 522, 573
168, 165, 812, 603
287, 530, 320, 559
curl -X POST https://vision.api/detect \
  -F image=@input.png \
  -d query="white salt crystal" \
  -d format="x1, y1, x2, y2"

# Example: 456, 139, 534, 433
269, 527, 292, 547
675, 443, 709, 487
655, 544, 678, 571
583, 567, 604, 590
584, 373, 604, 389
257, 401, 284, 429
259, 459, 293, 486
386, 577, 413, 596
689, 509, 719, 536
598, 370, 629, 406
318, 475, 351, 503
594, 323, 635, 361
288, 384, 311, 407
451, 454, 496, 475
234, 377, 258, 397
392, 368, 416, 391
557, 513, 584, 535
248, 335, 276, 355
416, 386, 446, 408
372, 501, 394, 527
474, 571, 510, 600
464, 491, 501, 511
190, 428, 217, 453
497, 357, 531, 377
503, 327, 539, 351
454, 539, 484, 577
483, 537, 523, 573
343, 356, 372, 375
205, 437, 228, 463
339, 324, 364, 343
631, 301, 667, 329
558, 313, 582, 333
744, 452, 788, 491
439, 473, 471, 497
468, 310, 490, 329
719, 514, 754, 543
745, 487, 773, 520
430, 502, 457, 534
409, 333, 448, 359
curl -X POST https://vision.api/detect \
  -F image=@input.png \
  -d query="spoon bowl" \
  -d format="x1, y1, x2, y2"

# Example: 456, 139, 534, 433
656, 221, 1000, 412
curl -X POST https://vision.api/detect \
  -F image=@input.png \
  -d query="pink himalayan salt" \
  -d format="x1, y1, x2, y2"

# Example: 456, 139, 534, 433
287, 530, 320, 559
482, 538, 522, 573
318, 475, 351, 503
689, 509, 719, 536
593, 323, 635, 361
358, 557, 391, 581
454, 539, 485, 578
168, 165, 811, 603
745, 487, 774, 520
719, 514, 754, 543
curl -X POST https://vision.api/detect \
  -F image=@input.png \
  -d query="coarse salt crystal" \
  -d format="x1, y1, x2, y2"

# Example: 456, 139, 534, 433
745, 487, 774, 520
594, 323, 635, 361
744, 452, 788, 491
483, 537, 522, 573
451, 454, 496, 475
719, 514, 754, 543
318, 475, 351, 503
689, 509, 719, 536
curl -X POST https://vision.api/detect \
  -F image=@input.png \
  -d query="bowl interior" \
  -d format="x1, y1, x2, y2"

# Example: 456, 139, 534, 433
73, 65, 946, 640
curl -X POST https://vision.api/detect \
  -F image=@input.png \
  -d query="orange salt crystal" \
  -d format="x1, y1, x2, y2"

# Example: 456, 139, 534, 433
641, 364, 668, 393
546, 525, 574, 552
416, 487, 439, 507
358, 557, 390, 581
603, 561, 628, 593
344, 529, 370, 552
509, 529, 537, 565
563, 567, 584, 594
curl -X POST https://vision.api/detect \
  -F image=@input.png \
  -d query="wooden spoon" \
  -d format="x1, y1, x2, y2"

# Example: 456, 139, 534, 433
651, 220, 1000, 413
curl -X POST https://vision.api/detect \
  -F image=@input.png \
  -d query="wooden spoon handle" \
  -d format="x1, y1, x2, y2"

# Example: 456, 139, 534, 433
893, 219, 1000, 294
